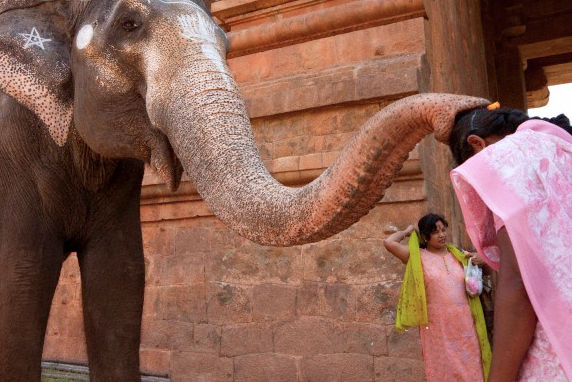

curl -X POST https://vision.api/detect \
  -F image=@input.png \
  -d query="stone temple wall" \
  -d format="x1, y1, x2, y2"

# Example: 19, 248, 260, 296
42, 0, 438, 380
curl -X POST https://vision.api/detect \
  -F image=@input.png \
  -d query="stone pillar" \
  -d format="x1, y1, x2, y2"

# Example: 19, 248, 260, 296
421, 0, 491, 247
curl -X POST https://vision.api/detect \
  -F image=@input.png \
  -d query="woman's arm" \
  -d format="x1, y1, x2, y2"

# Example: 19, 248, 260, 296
383, 225, 415, 264
488, 227, 537, 382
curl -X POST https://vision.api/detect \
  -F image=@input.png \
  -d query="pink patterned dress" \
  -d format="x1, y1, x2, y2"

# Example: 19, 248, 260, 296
451, 119, 572, 380
419, 249, 483, 382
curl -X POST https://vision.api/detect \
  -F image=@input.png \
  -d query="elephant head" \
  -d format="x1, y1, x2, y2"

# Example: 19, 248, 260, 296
0, 0, 488, 247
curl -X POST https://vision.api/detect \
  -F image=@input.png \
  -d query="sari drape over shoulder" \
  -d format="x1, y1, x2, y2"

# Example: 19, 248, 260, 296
450, 119, 572, 379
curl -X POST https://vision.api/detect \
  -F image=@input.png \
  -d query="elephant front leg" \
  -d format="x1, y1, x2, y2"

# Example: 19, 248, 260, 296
0, 240, 64, 382
78, 234, 145, 382
77, 184, 146, 381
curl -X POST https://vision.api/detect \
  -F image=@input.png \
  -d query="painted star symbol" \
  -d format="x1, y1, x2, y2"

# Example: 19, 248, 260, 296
19, 27, 51, 50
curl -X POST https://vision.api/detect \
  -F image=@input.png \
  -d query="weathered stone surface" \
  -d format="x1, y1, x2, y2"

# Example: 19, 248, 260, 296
140, 318, 194, 352
140, 349, 171, 376
154, 285, 208, 323
220, 322, 273, 356
154, 251, 205, 286
205, 245, 303, 285
194, 323, 222, 354
228, 19, 424, 85
386, 325, 423, 360
302, 238, 399, 284
234, 353, 298, 382
45, 306, 84, 338
342, 322, 388, 356
274, 317, 345, 355
175, 228, 212, 254
375, 356, 426, 381
251, 284, 297, 321
297, 282, 356, 321
42, 335, 87, 365
301, 353, 375, 382
206, 282, 253, 325
355, 282, 401, 325
170, 353, 233, 382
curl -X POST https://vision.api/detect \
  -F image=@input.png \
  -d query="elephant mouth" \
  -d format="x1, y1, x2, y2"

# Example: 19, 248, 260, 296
147, 129, 183, 191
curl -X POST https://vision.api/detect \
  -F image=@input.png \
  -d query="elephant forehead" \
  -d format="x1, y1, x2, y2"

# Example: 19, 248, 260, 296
151, 0, 206, 12
176, 13, 218, 43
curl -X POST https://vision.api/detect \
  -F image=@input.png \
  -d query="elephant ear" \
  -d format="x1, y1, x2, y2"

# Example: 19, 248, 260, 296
0, 0, 72, 146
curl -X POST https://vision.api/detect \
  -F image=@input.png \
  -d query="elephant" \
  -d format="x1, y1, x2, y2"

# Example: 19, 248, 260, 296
0, 0, 488, 379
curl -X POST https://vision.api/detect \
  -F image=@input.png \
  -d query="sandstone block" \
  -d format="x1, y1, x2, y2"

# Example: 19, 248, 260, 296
220, 322, 273, 357
274, 317, 345, 355
154, 251, 205, 286
375, 356, 426, 381
154, 284, 207, 323
194, 323, 222, 354
297, 282, 355, 321
205, 246, 303, 285
251, 284, 297, 322
175, 228, 212, 254
342, 322, 387, 356
45, 306, 84, 339
355, 282, 401, 325
206, 282, 253, 325
303, 238, 400, 284
386, 325, 423, 360
234, 353, 298, 382
170, 353, 233, 382
140, 317, 194, 352
301, 353, 375, 382
43, 335, 87, 365
142, 226, 176, 258
140, 349, 171, 376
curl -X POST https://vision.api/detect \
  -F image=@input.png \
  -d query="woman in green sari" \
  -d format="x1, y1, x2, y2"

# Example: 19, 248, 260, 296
384, 213, 491, 381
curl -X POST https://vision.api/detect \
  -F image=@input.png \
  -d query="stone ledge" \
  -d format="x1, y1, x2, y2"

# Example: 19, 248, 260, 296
241, 53, 423, 118
219, 0, 425, 57
211, 0, 295, 22
41, 361, 170, 381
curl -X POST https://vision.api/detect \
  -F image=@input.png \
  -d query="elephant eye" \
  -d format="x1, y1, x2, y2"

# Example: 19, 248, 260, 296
121, 17, 140, 32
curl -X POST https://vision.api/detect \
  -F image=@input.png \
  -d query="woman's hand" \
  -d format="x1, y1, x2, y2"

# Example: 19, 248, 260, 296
463, 250, 486, 266
384, 225, 417, 264
403, 224, 416, 236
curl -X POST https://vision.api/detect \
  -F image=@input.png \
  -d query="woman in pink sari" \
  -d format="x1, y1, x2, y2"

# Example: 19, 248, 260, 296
446, 105, 572, 381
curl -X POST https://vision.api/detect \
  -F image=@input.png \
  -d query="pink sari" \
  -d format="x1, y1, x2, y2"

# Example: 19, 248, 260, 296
450, 119, 572, 380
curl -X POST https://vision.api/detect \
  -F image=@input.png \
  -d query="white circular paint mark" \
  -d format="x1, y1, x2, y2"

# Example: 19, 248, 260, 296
76, 25, 94, 50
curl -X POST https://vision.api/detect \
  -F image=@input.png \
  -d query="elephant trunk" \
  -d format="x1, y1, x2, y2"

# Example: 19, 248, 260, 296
146, 38, 487, 246
159, 74, 486, 246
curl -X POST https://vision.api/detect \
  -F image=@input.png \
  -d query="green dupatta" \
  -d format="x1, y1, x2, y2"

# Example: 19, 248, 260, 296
395, 231, 492, 381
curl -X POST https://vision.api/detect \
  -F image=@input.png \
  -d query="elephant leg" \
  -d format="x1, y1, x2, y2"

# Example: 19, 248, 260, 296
78, 234, 145, 382
77, 165, 145, 382
0, 240, 63, 381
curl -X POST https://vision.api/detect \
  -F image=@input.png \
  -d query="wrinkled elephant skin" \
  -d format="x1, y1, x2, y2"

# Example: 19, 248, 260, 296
0, 0, 488, 380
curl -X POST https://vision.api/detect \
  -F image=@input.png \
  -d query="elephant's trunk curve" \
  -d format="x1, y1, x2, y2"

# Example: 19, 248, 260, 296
145, 34, 488, 246
160, 76, 487, 246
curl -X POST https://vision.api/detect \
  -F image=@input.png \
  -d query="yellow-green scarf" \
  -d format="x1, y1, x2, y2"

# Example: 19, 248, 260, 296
395, 232, 492, 381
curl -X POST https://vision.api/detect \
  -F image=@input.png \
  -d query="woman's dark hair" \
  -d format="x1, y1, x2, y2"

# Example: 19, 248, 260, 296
417, 213, 448, 248
449, 107, 572, 165
449, 107, 528, 164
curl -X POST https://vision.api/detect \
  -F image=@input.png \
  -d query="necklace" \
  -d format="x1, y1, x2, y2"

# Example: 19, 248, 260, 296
441, 255, 450, 274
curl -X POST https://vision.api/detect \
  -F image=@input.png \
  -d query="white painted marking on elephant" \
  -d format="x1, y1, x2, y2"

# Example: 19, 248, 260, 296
154, 0, 205, 11
178, 14, 217, 44
76, 25, 94, 50
0, 53, 72, 146
19, 27, 51, 50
